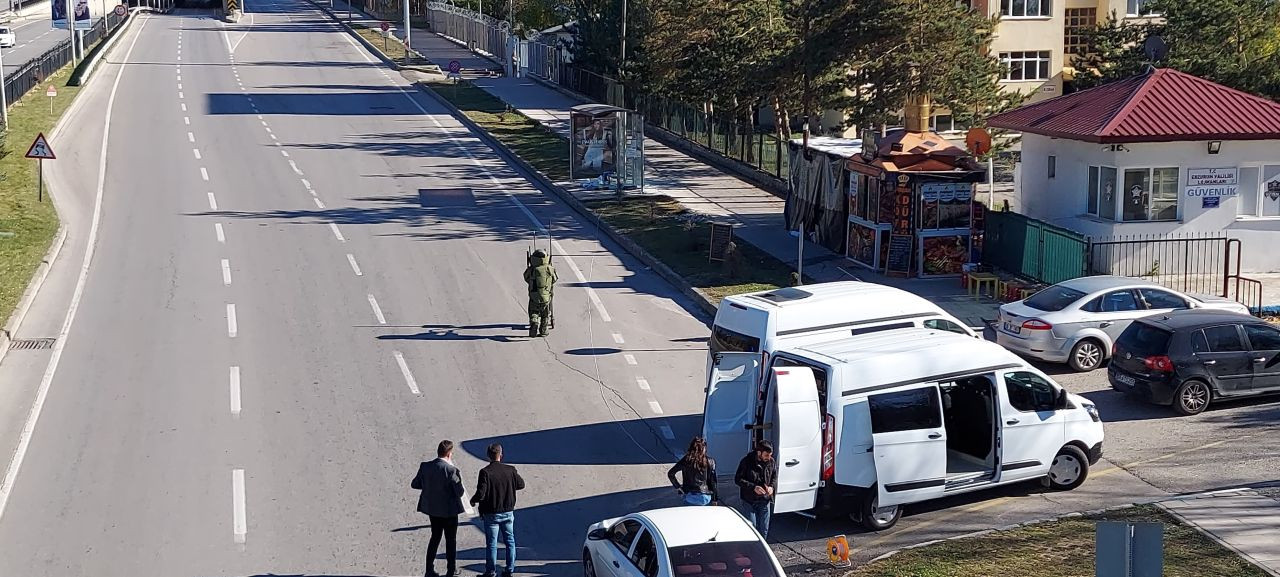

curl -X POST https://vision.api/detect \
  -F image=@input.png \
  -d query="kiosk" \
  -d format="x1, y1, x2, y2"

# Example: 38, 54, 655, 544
569, 104, 645, 192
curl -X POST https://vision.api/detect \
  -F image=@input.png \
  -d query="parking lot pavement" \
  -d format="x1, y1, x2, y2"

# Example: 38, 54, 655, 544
767, 362, 1280, 571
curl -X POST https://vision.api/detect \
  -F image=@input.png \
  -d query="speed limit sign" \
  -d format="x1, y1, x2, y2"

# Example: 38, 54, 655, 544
380, 21, 390, 32
114, 4, 126, 16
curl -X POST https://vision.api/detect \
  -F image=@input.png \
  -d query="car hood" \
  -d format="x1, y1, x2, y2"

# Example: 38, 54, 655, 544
1190, 294, 1251, 313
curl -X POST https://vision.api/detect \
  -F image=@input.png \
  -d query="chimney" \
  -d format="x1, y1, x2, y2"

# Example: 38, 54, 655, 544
904, 93, 931, 134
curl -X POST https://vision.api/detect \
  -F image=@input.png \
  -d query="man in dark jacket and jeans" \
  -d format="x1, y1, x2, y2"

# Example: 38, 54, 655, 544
734, 440, 778, 538
470, 443, 526, 577
411, 440, 466, 577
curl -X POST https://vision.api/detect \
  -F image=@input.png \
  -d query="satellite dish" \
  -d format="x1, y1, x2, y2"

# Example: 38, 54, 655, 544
1143, 35, 1168, 63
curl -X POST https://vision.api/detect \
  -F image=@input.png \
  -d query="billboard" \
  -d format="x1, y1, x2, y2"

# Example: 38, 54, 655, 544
53, 0, 93, 30
572, 114, 616, 180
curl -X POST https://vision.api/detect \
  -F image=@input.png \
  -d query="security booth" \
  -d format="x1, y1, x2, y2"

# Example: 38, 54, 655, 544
845, 129, 987, 277
569, 104, 645, 192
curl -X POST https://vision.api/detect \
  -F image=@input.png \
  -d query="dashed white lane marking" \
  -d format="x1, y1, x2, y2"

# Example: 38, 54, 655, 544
215, 223, 226, 243
624, 354, 637, 365
612, 333, 625, 344
177, 83, 182, 90
181, 103, 187, 112
313, 198, 325, 209
207, 193, 218, 210
178, 91, 184, 99
636, 377, 651, 391
328, 223, 345, 242
229, 366, 242, 417
288, 160, 302, 175
346, 254, 362, 276
187, 131, 195, 142
226, 304, 238, 338
221, 259, 232, 286
264, 126, 272, 134
269, 134, 278, 141
184, 117, 190, 125
200, 167, 210, 181
193, 149, 201, 160
177, 75, 181, 81
393, 351, 421, 396
300, 178, 311, 190
280, 150, 289, 157
260, 120, 268, 127
367, 294, 387, 324
231, 469, 247, 544
648, 401, 664, 415
659, 425, 675, 440
256, 114, 263, 120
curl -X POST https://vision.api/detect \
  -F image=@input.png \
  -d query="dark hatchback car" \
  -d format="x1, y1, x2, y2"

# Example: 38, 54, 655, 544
1108, 309, 1280, 415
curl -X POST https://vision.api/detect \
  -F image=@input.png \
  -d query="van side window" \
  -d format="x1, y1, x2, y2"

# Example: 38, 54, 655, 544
709, 325, 761, 355
924, 318, 969, 335
1003, 371, 1059, 412
868, 387, 942, 433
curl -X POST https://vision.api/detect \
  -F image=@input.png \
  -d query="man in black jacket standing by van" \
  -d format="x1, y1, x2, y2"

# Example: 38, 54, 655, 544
470, 443, 525, 577
734, 440, 778, 538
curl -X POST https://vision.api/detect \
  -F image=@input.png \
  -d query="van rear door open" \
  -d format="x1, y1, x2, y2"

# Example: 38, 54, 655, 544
703, 353, 760, 477
867, 384, 948, 507
766, 368, 822, 513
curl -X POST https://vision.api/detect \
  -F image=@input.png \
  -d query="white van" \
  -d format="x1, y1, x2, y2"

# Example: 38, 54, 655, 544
703, 328, 1104, 531
709, 282, 978, 375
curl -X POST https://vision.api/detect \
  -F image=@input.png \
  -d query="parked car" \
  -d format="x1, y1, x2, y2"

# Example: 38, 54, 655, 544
0, 26, 16, 48
583, 507, 784, 577
1109, 309, 1280, 415
996, 276, 1251, 372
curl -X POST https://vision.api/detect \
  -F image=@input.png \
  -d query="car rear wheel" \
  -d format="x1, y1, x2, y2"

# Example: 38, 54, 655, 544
583, 549, 596, 577
1045, 445, 1089, 490
1068, 339, 1104, 372
855, 488, 902, 531
1173, 380, 1211, 416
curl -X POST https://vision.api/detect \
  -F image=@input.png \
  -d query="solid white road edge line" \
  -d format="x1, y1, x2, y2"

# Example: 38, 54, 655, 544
221, 259, 232, 286
215, 222, 226, 243
226, 304, 238, 338
346, 253, 362, 276
232, 469, 247, 543
229, 366, 242, 416
328, 222, 345, 242
0, 14, 150, 524
367, 294, 386, 325
393, 351, 421, 396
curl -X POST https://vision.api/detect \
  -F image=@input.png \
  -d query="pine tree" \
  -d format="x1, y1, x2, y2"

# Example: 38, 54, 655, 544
1073, 11, 1149, 91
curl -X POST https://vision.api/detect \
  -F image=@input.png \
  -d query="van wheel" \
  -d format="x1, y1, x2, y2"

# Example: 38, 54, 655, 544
1045, 445, 1089, 490
1173, 379, 1211, 416
1068, 339, 1104, 372
855, 488, 901, 531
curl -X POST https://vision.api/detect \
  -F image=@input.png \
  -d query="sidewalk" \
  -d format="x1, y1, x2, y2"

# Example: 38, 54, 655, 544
1160, 488, 1280, 576
341, 3, 1002, 326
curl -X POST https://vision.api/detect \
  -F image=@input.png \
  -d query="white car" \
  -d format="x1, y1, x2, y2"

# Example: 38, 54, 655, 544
583, 507, 783, 577
0, 26, 16, 48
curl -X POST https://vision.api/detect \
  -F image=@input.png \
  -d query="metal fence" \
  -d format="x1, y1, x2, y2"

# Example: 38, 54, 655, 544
425, 1, 507, 62
3, 11, 126, 114
982, 210, 1089, 285
1088, 233, 1236, 297
638, 94, 791, 181
524, 31, 560, 86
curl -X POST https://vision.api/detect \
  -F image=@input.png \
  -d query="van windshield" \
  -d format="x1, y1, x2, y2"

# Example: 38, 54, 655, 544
709, 325, 761, 355
1024, 286, 1087, 312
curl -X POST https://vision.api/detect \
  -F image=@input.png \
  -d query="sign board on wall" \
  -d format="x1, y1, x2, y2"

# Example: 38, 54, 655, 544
1185, 167, 1239, 203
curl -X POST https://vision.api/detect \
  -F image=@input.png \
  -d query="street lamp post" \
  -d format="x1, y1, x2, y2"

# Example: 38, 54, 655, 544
0, 44, 9, 128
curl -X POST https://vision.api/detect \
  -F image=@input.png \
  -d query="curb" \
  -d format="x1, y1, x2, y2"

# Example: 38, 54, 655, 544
1157, 490, 1280, 577
856, 485, 1278, 571
308, 0, 718, 321
68, 11, 134, 86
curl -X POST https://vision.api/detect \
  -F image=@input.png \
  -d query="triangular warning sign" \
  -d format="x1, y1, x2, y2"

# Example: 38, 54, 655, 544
25, 133, 56, 160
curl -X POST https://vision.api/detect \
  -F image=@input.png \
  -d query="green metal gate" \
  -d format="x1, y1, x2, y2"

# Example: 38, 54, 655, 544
983, 211, 1088, 285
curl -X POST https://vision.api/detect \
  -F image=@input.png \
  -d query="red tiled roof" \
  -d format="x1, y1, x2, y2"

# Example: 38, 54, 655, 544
986, 69, 1280, 143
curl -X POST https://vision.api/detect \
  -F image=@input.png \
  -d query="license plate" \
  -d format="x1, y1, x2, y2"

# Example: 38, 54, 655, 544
1002, 321, 1021, 334
1114, 373, 1136, 387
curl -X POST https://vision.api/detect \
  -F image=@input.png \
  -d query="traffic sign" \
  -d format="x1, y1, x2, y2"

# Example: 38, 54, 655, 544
380, 21, 389, 32
114, 4, 126, 16
447, 60, 461, 74
45, 85, 57, 98
25, 133, 56, 160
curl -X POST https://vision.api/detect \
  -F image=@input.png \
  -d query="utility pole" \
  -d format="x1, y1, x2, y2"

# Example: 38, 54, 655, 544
0, 44, 9, 128
66, 0, 78, 64
618, 0, 626, 106
402, 0, 410, 60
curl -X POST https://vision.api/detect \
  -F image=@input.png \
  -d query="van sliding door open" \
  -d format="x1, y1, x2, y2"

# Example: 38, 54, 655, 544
703, 353, 761, 477
867, 384, 948, 507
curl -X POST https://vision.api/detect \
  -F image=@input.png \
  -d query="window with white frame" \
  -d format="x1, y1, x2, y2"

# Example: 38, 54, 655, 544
1000, 51, 1052, 81
1127, 0, 1157, 16
1002, 0, 1052, 17
1120, 167, 1179, 221
1238, 165, 1280, 218
930, 114, 968, 133
1086, 165, 1118, 220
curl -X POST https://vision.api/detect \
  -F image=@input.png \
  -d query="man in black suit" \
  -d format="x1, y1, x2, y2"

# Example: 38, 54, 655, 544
411, 440, 466, 577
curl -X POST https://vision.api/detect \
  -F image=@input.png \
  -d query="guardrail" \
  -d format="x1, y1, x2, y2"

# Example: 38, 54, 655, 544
2, 10, 124, 116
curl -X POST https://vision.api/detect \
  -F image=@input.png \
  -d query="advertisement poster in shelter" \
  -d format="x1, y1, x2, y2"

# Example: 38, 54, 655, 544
53, 0, 93, 30
573, 114, 616, 179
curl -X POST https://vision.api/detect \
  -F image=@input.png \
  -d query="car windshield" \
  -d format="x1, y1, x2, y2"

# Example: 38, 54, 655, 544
1023, 285, 1088, 312
667, 540, 779, 577
1117, 322, 1172, 356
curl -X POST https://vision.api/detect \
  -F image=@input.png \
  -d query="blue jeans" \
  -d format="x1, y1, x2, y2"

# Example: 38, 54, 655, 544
682, 492, 713, 506
481, 512, 516, 575
741, 500, 771, 538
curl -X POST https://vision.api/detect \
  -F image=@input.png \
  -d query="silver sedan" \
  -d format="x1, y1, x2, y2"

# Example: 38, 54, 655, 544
996, 276, 1251, 371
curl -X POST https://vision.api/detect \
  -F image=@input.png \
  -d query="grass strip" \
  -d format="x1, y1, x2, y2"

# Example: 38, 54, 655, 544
0, 64, 84, 328
849, 506, 1267, 577
351, 23, 434, 66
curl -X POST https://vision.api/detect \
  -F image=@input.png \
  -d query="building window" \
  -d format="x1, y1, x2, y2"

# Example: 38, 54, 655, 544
1000, 51, 1052, 81
1239, 165, 1280, 218
1001, 0, 1052, 18
1127, 0, 1157, 16
1121, 167, 1179, 221
1064, 8, 1096, 59
1048, 155, 1056, 179
930, 114, 968, 133
1086, 165, 1118, 220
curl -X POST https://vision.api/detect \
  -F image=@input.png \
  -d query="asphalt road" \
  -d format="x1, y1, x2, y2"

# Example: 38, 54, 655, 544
1, 1, 1279, 575
2, 3, 70, 78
